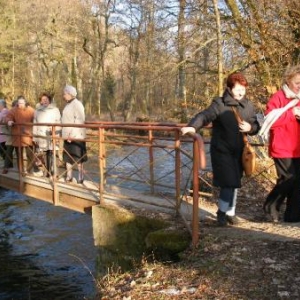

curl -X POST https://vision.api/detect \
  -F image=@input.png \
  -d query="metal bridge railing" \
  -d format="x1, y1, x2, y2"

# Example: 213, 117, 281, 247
0, 122, 206, 246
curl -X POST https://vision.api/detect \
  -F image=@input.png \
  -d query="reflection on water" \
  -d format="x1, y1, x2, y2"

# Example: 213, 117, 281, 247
0, 188, 98, 299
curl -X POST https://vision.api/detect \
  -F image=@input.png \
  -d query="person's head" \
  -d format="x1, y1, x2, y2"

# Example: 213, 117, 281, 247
283, 65, 300, 94
226, 72, 248, 101
17, 96, 27, 109
63, 85, 77, 102
39, 92, 52, 107
0, 99, 6, 111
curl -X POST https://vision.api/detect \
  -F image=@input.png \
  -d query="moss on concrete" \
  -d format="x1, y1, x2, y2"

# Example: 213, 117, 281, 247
145, 229, 190, 260
93, 204, 174, 273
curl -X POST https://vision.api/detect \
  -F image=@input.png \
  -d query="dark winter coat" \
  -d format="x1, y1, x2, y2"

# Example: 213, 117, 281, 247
188, 89, 260, 188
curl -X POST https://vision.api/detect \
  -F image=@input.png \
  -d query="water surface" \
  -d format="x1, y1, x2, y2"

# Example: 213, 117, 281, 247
0, 188, 98, 299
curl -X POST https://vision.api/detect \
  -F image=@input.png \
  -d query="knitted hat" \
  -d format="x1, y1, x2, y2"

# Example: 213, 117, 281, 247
63, 85, 77, 97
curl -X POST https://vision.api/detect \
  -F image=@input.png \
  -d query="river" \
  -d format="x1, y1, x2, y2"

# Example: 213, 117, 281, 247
0, 188, 98, 300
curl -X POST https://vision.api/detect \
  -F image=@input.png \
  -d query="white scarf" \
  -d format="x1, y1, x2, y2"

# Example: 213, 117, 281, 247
258, 84, 300, 142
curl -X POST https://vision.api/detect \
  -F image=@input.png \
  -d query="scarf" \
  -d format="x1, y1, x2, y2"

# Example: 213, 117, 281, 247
282, 84, 300, 99
258, 84, 300, 142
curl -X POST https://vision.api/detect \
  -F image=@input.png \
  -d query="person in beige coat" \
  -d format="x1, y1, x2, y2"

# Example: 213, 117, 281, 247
33, 92, 61, 177
6, 96, 35, 174
61, 85, 87, 183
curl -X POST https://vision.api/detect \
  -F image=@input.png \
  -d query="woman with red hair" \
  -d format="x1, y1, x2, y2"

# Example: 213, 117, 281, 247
181, 72, 260, 226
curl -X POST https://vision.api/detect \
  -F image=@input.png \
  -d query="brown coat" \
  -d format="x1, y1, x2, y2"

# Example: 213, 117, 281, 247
6, 106, 35, 147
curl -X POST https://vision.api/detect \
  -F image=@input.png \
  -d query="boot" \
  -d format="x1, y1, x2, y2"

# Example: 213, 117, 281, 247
263, 203, 279, 223
217, 210, 227, 226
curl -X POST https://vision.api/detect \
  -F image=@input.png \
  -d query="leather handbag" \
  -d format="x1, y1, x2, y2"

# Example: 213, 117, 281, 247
232, 107, 256, 176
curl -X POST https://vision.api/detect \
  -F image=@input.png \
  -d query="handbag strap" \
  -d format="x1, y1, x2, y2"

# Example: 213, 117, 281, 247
231, 107, 248, 144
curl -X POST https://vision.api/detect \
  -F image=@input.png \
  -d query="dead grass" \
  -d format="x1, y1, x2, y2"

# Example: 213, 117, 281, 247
96, 156, 300, 299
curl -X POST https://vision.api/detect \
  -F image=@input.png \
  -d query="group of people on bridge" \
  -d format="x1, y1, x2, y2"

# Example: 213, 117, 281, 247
2, 65, 300, 227
181, 65, 300, 225
0, 85, 88, 184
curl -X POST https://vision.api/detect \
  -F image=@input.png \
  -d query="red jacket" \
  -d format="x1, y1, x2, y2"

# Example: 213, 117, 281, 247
266, 89, 300, 158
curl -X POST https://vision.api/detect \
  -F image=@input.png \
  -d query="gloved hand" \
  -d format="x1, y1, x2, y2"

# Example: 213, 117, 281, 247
7, 121, 14, 126
180, 126, 196, 135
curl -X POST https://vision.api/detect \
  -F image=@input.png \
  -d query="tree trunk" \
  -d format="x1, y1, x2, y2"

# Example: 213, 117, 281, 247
177, 0, 187, 123
212, 0, 224, 96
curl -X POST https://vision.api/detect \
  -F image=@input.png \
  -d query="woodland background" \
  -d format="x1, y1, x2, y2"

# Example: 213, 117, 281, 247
0, 0, 299, 122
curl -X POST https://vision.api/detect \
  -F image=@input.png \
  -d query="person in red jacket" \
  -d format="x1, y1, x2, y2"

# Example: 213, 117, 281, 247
263, 65, 300, 222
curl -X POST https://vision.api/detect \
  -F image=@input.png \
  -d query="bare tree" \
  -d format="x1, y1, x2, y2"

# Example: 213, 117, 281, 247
212, 0, 224, 96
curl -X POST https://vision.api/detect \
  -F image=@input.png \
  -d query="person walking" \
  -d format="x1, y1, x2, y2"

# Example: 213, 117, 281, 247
33, 92, 61, 177
262, 65, 300, 223
0, 99, 8, 161
61, 85, 87, 184
2, 100, 17, 174
6, 96, 35, 175
181, 72, 260, 226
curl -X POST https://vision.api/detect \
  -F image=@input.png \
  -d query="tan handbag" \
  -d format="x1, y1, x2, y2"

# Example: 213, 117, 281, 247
232, 107, 256, 176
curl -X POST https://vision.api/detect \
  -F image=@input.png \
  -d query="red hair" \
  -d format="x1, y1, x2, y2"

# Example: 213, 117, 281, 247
226, 72, 248, 89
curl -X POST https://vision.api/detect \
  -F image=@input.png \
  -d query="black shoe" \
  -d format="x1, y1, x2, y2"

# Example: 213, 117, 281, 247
65, 177, 73, 183
77, 179, 84, 184
217, 210, 227, 226
226, 215, 240, 225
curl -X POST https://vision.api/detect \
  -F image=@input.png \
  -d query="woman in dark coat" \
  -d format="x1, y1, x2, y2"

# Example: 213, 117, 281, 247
181, 72, 260, 226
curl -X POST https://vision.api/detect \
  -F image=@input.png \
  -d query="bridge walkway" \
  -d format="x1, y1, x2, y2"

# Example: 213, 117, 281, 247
0, 122, 205, 245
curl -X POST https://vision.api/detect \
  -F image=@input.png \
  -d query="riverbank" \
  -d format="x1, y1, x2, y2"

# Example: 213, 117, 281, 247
97, 193, 300, 299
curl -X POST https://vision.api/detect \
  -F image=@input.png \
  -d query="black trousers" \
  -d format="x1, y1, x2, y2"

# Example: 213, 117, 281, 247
264, 158, 300, 222
4, 145, 14, 168
0, 142, 6, 160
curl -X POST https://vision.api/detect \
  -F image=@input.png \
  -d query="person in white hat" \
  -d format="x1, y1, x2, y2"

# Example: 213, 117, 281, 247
61, 85, 87, 184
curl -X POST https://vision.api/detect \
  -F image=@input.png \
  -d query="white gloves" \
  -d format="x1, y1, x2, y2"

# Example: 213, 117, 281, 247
238, 120, 251, 133
7, 121, 14, 126
180, 126, 196, 135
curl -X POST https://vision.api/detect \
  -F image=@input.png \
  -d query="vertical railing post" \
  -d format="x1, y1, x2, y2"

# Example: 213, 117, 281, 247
191, 133, 207, 247
17, 124, 24, 192
52, 125, 58, 205
148, 129, 154, 194
191, 136, 200, 247
175, 130, 181, 215
99, 127, 105, 204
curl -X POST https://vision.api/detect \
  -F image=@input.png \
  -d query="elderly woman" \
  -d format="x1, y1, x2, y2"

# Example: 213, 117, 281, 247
181, 72, 260, 226
61, 85, 87, 184
263, 65, 300, 223
33, 92, 61, 177
6, 96, 35, 175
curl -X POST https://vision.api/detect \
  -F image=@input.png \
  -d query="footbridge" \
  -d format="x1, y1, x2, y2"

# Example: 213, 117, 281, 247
0, 122, 206, 245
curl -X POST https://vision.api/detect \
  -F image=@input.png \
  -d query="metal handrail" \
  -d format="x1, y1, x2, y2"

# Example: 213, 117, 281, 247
0, 121, 206, 247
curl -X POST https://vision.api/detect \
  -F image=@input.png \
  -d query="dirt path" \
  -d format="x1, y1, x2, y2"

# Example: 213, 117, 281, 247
198, 197, 300, 242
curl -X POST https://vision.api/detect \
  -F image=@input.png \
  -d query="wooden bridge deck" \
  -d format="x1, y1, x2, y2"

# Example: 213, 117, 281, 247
0, 169, 199, 222
0, 169, 99, 213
